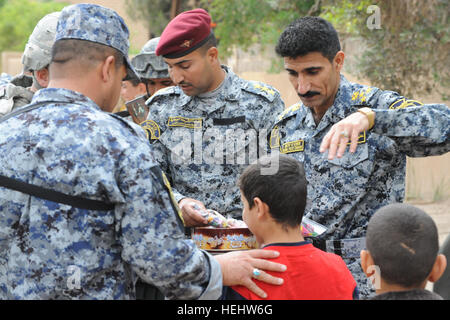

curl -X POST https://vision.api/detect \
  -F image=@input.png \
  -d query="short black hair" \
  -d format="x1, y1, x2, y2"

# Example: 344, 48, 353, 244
127, 78, 143, 87
366, 203, 440, 288
52, 39, 124, 70
199, 32, 218, 56
238, 154, 307, 230
275, 16, 341, 62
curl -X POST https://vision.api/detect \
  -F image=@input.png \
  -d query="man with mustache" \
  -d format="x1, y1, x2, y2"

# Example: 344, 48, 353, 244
144, 9, 285, 226
270, 16, 449, 298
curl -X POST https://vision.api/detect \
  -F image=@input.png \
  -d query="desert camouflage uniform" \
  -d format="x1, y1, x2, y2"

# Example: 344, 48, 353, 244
0, 73, 12, 86
270, 75, 450, 298
143, 66, 285, 218
0, 11, 59, 117
0, 74, 33, 116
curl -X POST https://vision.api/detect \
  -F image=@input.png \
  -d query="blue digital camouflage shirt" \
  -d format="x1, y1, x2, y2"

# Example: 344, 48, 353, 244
0, 88, 222, 300
143, 66, 285, 218
270, 75, 450, 298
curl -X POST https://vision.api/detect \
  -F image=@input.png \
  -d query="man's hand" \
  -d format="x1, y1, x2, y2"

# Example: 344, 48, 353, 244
214, 249, 287, 299
320, 111, 370, 160
178, 198, 209, 227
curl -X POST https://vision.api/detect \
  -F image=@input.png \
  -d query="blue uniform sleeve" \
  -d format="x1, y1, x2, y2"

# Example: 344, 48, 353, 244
372, 104, 450, 157
117, 140, 221, 299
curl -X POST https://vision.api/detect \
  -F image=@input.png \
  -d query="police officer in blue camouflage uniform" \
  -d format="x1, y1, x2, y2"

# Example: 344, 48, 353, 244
0, 4, 286, 300
271, 16, 450, 298
0, 12, 60, 116
144, 9, 285, 226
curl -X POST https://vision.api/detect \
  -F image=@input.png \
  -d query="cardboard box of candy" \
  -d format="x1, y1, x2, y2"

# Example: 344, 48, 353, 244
188, 204, 257, 252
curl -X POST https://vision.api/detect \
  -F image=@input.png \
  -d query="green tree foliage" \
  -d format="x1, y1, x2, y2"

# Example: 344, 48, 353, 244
125, 0, 172, 38
322, 0, 449, 99
125, 0, 202, 38
125, 0, 449, 99
0, 0, 67, 53
204, 0, 316, 58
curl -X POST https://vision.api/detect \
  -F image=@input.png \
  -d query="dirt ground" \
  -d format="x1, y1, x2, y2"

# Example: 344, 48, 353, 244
408, 198, 450, 247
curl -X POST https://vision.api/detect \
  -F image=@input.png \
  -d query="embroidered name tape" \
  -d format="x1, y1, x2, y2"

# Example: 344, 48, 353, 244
168, 116, 202, 129
213, 116, 245, 126
280, 139, 304, 154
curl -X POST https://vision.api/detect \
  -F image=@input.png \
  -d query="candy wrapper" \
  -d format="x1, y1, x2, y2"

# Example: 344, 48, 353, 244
226, 218, 247, 228
189, 202, 247, 228
301, 217, 327, 237
190, 203, 229, 228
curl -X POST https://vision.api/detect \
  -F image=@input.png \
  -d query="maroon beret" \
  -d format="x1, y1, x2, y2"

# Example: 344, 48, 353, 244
156, 8, 213, 59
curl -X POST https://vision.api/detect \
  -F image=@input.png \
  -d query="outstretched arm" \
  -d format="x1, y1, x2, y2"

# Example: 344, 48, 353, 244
320, 104, 450, 159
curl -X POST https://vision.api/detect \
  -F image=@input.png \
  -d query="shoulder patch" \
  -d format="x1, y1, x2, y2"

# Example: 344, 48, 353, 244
389, 98, 423, 110
276, 103, 302, 122
242, 81, 278, 102
140, 119, 161, 141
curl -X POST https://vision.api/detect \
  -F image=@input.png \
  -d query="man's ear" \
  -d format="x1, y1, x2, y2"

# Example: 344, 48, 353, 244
100, 55, 116, 83
35, 67, 50, 88
206, 46, 219, 63
137, 82, 147, 96
427, 254, 447, 283
333, 50, 345, 73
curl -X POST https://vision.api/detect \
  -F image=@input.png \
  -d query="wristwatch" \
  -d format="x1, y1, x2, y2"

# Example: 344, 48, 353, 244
357, 107, 375, 130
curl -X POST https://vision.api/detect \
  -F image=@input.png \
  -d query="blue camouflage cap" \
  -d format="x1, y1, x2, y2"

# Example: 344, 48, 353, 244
55, 3, 139, 80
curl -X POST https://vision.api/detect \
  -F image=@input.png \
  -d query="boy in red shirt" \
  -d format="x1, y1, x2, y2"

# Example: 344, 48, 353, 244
222, 154, 358, 300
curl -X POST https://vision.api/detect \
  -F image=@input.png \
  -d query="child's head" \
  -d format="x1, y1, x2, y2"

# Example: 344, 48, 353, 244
238, 154, 307, 241
361, 203, 447, 292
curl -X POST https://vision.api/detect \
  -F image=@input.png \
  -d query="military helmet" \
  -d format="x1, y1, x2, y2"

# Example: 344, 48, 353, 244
132, 37, 170, 80
22, 11, 61, 72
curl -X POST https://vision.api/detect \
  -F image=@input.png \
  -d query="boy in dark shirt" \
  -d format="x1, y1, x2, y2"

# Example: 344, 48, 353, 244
222, 154, 357, 300
361, 203, 447, 300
